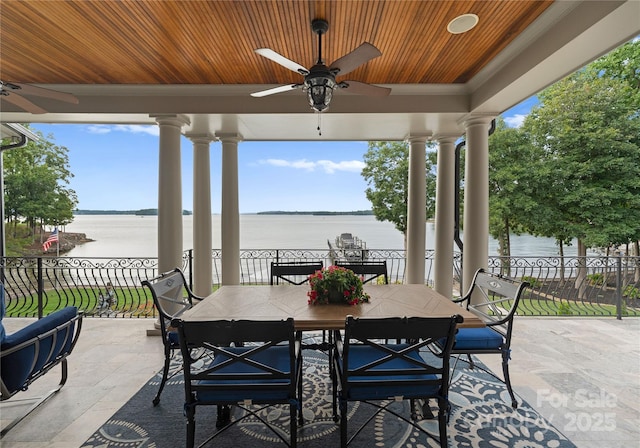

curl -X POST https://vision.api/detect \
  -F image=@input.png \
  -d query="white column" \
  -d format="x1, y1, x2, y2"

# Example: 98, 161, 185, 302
433, 135, 458, 298
219, 134, 242, 285
405, 135, 429, 284
186, 133, 215, 297
152, 114, 190, 274
462, 116, 493, 298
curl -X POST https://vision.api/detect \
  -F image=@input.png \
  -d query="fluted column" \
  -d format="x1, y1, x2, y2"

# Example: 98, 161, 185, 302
219, 134, 242, 285
186, 133, 215, 296
152, 114, 190, 274
405, 135, 429, 284
433, 135, 458, 298
462, 116, 494, 300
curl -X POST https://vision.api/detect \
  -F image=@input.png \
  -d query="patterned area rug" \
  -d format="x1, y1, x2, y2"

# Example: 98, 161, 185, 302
81, 349, 576, 448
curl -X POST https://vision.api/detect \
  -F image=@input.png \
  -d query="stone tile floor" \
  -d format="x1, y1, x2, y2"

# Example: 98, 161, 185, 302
1, 317, 638, 448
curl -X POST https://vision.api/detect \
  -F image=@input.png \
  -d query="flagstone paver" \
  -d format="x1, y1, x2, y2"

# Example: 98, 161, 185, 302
1, 317, 638, 447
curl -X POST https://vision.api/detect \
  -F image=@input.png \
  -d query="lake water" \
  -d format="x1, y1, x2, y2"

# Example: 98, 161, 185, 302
63, 214, 578, 258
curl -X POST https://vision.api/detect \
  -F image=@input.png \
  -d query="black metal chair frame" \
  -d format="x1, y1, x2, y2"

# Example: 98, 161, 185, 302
270, 261, 323, 285
446, 268, 530, 409
173, 318, 301, 448
142, 267, 203, 406
332, 315, 462, 448
271, 260, 326, 378
334, 260, 389, 284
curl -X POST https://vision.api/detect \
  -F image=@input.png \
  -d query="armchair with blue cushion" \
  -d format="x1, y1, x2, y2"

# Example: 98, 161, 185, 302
173, 317, 300, 448
442, 268, 529, 409
332, 315, 462, 448
0, 284, 83, 436
142, 268, 203, 406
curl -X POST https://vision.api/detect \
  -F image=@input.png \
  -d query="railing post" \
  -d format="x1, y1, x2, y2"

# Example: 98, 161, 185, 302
187, 249, 194, 290
37, 257, 44, 319
616, 255, 622, 320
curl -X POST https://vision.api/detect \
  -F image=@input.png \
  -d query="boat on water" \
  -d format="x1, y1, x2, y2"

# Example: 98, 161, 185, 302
327, 233, 369, 261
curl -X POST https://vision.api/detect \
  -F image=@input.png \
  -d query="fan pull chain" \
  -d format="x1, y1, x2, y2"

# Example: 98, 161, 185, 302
317, 112, 322, 136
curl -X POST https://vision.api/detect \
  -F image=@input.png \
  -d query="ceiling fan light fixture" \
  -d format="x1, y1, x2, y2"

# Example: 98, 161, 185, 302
447, 13, 479, 34
251, 18, 389, 113
306, 75, 336, 112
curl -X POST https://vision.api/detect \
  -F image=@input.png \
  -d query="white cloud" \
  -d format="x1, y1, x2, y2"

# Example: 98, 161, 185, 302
260, 158, 364, 174
261, 158, 316, 170
317, 160, 365, 174
114, 124, 159, 136
504, 114, 527, 128
86, 125, 111, 134
85, 124, 158, 136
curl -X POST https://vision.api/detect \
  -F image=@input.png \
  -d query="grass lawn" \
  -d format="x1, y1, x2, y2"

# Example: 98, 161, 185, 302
4, 285, 222, 318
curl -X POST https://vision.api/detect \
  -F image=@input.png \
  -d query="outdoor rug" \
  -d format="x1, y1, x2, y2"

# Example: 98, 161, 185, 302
81, 349, 576, 448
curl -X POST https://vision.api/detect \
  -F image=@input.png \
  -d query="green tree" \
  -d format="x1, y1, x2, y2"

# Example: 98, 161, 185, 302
361, 141, 436, 245
488, 118, 539, 262
585, 38, 640, 260
3, 127, 77, 235
523, 70, 640, 254
587, 40, 640, 91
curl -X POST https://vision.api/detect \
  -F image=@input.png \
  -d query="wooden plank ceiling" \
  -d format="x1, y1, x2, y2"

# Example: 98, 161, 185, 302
1, 0, 553, 87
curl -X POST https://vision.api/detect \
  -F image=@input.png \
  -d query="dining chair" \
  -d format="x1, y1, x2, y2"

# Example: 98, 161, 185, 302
270, 260, 323, 285
142, 267, 203, 406
439, 268, 530, 409
334, 260, 388, 284
172, 318, 301, 448
332, 315, 462, 448
270, 259, 325, 348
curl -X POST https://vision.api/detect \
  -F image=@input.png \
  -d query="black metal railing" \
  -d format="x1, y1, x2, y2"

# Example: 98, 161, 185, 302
1, 250, 638, 319
486, 255, 640, 318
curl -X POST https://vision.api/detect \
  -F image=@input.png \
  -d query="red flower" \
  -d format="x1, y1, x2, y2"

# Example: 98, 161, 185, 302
307, 266, 370, 306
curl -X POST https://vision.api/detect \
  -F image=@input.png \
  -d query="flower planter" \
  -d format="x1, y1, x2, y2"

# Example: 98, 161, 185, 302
308, 265, 370, 306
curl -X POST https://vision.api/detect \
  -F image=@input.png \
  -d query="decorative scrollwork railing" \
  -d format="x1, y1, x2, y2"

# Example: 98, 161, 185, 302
486, 255, 640, 318
1, 251, 637, 319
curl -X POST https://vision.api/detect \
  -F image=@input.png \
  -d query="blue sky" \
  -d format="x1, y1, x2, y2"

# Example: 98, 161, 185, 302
29, 97, 536, 213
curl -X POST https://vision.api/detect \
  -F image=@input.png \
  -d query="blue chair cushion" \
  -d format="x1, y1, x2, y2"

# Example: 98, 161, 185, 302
344, 344, 440, 400
167, 330, 179, 346
453, 327, 504, 350
1, 306, 78, 394
195, 346, 293, 403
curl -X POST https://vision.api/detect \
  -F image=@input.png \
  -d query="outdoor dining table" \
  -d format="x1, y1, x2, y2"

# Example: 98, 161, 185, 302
180, 284, 485, 329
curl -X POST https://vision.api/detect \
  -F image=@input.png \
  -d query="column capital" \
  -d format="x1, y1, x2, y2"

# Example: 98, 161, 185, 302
217, 133, 243, 143
458, 113, 495, 129
432, 134, 460, 145
150, 114, 191, 128
405, 133, 431, 144
184, 132, 217, 144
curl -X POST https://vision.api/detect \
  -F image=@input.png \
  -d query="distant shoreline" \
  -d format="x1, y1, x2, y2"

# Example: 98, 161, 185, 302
75, 210, 374, 216
257, 210, 373, 216
74, 209, 192, 216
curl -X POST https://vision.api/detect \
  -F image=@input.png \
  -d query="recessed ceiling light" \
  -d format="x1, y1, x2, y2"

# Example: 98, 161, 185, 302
447, 13, 479, 34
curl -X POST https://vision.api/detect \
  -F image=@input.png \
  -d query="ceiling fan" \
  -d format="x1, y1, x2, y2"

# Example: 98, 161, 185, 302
0, 81, 79, 114
251, 18, 391, 112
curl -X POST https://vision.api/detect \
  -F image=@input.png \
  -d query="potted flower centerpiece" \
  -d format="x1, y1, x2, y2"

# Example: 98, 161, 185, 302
307, 265, 370, 306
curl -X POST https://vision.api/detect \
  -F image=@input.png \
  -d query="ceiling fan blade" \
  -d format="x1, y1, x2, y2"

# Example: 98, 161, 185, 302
250, 84, 301, 98
339, 80, 391, 97
11, 82, 79, 104
1, 92, 47, 114
329, 42, 382, 76
255, 48, 309, 75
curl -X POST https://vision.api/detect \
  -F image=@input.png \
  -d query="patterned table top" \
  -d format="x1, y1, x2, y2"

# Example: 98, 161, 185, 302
181, 284, 484, 330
